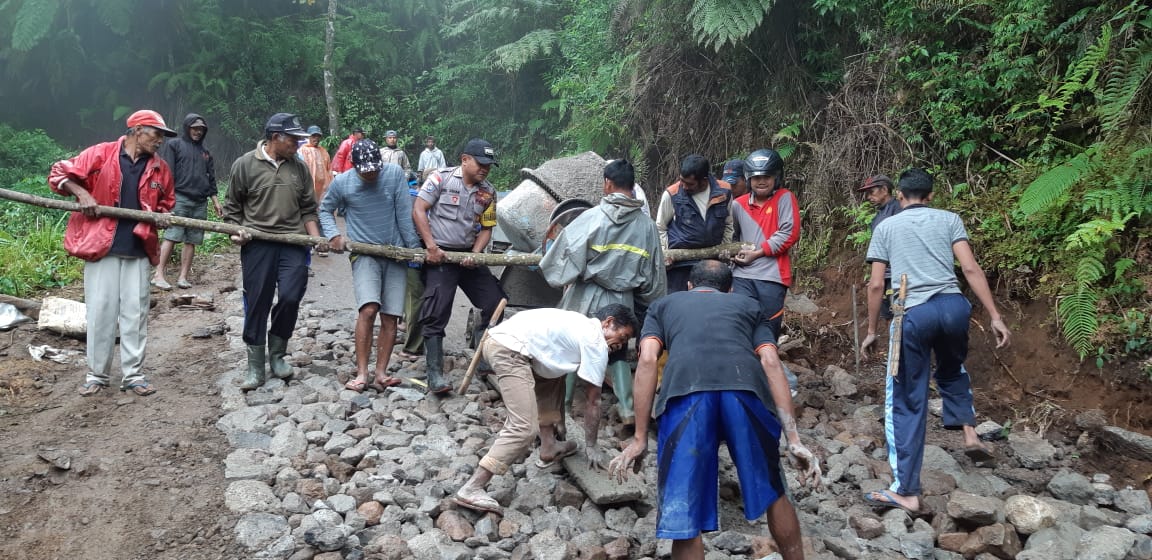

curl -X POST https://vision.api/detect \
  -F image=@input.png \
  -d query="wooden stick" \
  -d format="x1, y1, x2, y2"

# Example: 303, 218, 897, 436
0, 188, 743, 266
458, 298, 508, 394
889, 274, 908, 379
852, 283, 860, 376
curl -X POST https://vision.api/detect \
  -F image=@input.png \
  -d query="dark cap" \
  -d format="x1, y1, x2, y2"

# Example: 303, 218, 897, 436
462, 138, 498, 166
351, 139, 383, 173
385, 130, 398, 137
857, 174, 894, 192
264, 113, 310, 137
721, 160, 744, 184
352, 127, 364, 134
189, 117, 207, 130
306, 125, 323, 136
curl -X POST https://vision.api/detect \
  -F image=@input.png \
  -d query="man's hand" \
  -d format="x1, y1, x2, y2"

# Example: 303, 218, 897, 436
860, 333, 877, 357
212, 199, 224, 217
425, 245, 445, 265
664, 256, 673, 267
314, 238, 330, 254
461, 254, 477, 269
607, 437, 647, 483
787, 442, 823, 490
230, 228, 252, 246
75, 190, 99, 217
585, 446, 610, 471
329, 235, 346, 253
991, 318, 1011, 348
154, 214, 172, 229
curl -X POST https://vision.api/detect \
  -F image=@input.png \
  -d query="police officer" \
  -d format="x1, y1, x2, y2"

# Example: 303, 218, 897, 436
412, 139, 508, 394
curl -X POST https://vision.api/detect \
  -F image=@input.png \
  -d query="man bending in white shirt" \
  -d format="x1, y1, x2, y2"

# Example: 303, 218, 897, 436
452, 304, 637, 514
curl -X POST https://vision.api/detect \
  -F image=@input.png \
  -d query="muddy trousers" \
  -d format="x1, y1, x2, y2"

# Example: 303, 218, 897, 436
84, 255, 150, 387
885, 293, 977, 497
240, 241, 309, 346
478, 338, 564, 475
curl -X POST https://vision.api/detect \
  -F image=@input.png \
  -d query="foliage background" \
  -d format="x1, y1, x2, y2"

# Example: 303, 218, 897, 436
0, 0, 1149, 362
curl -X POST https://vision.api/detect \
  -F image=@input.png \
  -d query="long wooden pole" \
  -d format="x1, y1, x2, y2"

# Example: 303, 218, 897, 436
0, 188, 744, 265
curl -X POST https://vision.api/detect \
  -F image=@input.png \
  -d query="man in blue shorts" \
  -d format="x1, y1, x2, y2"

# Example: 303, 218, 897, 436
320, 140, 421, 392
609, 260, 821, 560
860, 167, 1011, 514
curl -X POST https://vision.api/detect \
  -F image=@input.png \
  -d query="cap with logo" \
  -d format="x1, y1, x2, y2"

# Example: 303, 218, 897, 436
126, 110, 178, 137
462, 139, 499, 166
265, 113, 311, 138
721, 159, 744, 184
857, 174, 894, 192
306, 125, 323, 136
385, 130, 398, 137
189, 117, 207, 130
351, 139, 383, 173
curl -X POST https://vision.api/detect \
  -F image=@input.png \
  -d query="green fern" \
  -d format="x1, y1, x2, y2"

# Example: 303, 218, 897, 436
1017, 146, 1098, 215
1042, 24, 1111, 130
1098, 38, 1152, 131
687, 0, 775, 51
1058, 282, 1100, 358
10, 0, 61, 51
443, 7, 519, 38
490, 29, 557, 73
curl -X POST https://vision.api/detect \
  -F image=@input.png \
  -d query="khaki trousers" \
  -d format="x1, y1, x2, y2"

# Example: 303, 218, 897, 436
84, 255, 151, 387
478, 338, 565, 474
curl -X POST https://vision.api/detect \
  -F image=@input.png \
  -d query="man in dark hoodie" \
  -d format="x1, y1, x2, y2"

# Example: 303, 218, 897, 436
541, 159, 666, 431
152, 113, 219, 290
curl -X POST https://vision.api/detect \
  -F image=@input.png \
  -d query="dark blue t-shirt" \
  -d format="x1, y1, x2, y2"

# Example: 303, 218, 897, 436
640, 288, 778, 417
109, 149, 149, 258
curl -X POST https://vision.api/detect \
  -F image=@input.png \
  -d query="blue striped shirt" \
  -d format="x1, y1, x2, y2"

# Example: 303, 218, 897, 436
318, 164, 420, 249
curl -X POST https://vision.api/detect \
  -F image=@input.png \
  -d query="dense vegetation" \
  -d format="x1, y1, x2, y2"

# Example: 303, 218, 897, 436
0, 0, 1148, 368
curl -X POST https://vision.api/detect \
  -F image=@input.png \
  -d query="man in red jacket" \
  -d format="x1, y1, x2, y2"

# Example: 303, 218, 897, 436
48, 109, 178, 397
331, 127, 364, 174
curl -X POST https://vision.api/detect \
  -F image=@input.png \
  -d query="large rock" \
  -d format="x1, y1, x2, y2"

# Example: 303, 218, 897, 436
1018, 521, 1083, 560
436, 510, 475, 541
225, 480, 281, 514
1076, 525, 1138, 560
562, 452, 644, 505
529, 529, 576, 560
1116, 488, 1152, 515
269, 429, 308, 458
899, 531, 934, 560
922, 445, 964, 479
234, 512, 290, 551
303, 526, 348, 552
224, 449, 277, 481
710, 531, 751, 554
1005, 494, 1056, 534
960, 523, 1021, 559
1098, 426, 1152, 462
1009, 432, 1059, 469
1047, 470, 1095, 505
946, 492, 1004, 525
217, 407, 270, 434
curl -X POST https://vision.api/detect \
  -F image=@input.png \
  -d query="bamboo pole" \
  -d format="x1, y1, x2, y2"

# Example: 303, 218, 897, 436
0, 188, 743, 265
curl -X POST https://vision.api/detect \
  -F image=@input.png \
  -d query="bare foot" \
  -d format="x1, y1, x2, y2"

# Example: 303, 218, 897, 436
539, 440, 577, 463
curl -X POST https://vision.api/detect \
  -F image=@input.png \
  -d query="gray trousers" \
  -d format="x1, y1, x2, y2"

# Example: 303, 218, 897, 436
84, 255, 150, 386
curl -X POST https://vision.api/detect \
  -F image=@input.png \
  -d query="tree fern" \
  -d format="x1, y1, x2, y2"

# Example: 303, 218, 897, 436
1042, 23, 1110, 130
443, 7, 519, 38
490, 29, 557, 73
687, 0, 775, 51
11, 0, 61, 51
1058, 281, 1100, 358
1017, 145, 1098, 215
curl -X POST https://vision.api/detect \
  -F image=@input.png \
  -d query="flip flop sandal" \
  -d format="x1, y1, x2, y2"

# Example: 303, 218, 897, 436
369, 377, 403, 392
176, 280, 193, 289
344, 379, 367, 393
863, 490, 921, 514
964, 443, 996, 462
452, 493, 503, 514
150, 279, 173, 291
121, 383, 156, 396
79, 382, 107, 397
534, 442, 579, 469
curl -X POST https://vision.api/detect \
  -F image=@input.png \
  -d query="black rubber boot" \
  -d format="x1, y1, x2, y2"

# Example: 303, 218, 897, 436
424, 336, 451, 395
267, 334, 293, 380
241, 345, 266, 391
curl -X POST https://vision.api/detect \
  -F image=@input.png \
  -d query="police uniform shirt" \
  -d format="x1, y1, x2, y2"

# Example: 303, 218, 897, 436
416, 166, 497, 250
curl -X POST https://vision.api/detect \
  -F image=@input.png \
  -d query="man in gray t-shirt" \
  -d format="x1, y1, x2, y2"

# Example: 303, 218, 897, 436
859, 167, 1010, 516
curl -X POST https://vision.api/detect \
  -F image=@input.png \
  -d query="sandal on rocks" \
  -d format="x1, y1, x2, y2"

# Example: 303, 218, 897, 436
453, 491, 503, 514
344, 379, 367, 393
964, 442, 996, 463
121, 383, 156, 396
176, 279, 193, 289
150, 279, 173, 291
534, 441, 579, 469
79, 382, 107, 397
369, 377, 403, 392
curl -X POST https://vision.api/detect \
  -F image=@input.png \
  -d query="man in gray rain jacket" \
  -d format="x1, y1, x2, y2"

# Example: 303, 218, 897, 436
541, 159, 666, 428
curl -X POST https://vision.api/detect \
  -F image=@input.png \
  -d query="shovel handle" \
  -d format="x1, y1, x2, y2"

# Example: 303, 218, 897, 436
458, 298, 508, 394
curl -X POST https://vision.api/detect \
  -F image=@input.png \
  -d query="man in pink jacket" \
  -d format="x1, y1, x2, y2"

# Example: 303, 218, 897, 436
48, 109, 177, 397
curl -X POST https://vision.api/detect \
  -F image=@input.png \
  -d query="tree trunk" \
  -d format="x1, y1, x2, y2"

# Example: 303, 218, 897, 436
0, 188, 745, 267
323, 0, 340, 135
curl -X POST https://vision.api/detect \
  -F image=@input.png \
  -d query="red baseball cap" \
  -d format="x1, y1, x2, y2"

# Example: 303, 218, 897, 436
126, 110, 178, 137
856, 174, 893, 192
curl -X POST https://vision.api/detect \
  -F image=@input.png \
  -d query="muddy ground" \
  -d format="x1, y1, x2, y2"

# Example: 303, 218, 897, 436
0, 248, 1150, 560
